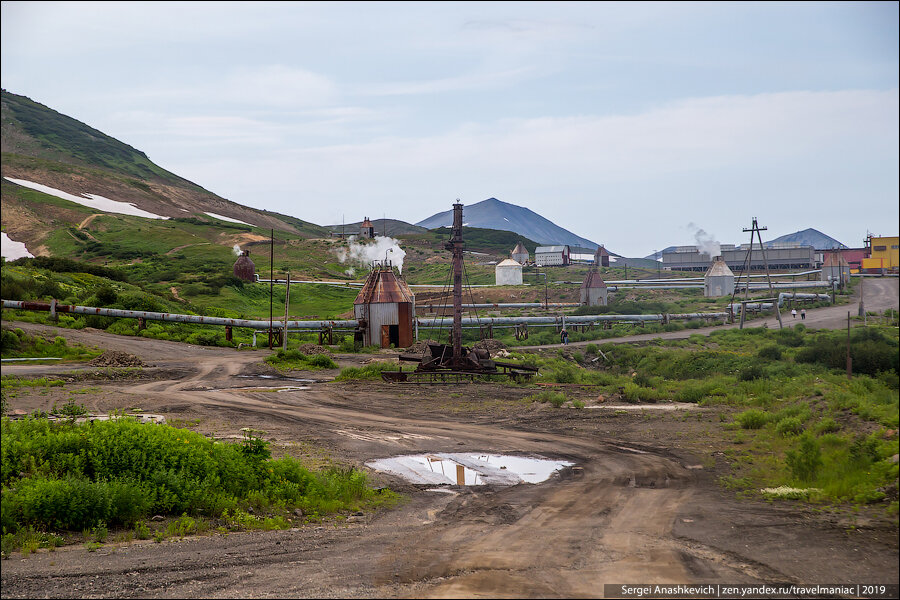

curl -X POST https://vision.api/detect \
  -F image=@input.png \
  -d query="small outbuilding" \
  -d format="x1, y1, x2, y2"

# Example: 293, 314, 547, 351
353, 265, 415, 348
821, 252, 851, 287
511, 242, 529, 265
704, 256, 735, 298
580, 269, 608, 306
495, 258, 524, 285
360, 217, 375, 239
233, 250, 255, 281
595, 245, 610, 267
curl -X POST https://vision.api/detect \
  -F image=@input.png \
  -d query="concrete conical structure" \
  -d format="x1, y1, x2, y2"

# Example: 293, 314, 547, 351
495, 258, 523, 285
704, 256, 735, 297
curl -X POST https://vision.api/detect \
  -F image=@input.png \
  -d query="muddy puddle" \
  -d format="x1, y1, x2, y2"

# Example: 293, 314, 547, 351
365, 453, 573, 486
237, 375, 316, 383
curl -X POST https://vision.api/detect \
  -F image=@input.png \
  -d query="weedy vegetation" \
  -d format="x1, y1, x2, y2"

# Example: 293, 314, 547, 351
0, 417, 397, 557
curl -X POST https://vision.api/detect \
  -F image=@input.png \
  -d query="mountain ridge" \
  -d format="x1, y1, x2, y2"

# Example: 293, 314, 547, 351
415, 197, 600, 250
1, 89, 328, 253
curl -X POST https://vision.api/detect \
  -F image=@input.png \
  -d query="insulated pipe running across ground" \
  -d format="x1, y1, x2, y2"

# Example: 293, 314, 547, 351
415, 303, 580, 310
727, 292, 832, 312
4, 300, 727, 331
415, 312, 728, 327
1, 300, 358, 330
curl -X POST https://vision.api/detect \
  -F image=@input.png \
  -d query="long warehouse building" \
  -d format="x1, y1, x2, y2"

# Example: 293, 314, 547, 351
662, 243, 816, 272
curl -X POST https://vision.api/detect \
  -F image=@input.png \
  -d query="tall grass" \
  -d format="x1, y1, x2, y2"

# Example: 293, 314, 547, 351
1, 417, 391, 548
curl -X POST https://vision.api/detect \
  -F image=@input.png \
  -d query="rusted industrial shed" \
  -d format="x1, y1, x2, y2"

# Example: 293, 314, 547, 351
353, 265, 416, 348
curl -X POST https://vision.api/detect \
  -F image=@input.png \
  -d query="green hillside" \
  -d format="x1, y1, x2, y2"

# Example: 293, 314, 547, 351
2, 90, 193, 185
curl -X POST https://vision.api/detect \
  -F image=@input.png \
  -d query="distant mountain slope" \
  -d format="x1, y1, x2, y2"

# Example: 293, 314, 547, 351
1, 89, 328, 255
415, 197, 599, 249
405, 226, 542, 256
764, 228, 847, 250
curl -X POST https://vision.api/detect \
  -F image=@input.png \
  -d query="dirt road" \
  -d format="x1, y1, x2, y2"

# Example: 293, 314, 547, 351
1, 278, 898, 598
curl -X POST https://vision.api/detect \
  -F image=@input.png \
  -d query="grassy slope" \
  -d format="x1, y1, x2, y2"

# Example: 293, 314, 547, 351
2, 91, 189, 184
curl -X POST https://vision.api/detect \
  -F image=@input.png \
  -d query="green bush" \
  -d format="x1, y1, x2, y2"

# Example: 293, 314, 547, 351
757, 345, 783, 361
796, 329, 899, 376
334, 362, 395, 381
0, 417, 387, 542
814, 417, 840, 435
736, 409, 769, 429
306, 354, 338, 369
525, 390, 569, 407
785, 433, 822, 482
775, 417, 804, 436
738, 364, 765, 381
774, 329, 804, 347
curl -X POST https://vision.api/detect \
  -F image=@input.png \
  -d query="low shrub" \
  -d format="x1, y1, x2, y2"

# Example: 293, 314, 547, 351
334, 362, 395, 381
525, 390, 569, 407
736, 409, 770, 429
775, 417, 804, 436
0, 417, 390, 546
785, 433, 822, 483
757, 345, 783, 361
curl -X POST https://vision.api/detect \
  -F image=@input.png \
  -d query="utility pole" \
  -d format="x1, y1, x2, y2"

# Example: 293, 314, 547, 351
858, 274, 865, 317
731, 217, 781, 329
269, 228, 274, 349
846, 311, 852, 380
283, 271, 290, 351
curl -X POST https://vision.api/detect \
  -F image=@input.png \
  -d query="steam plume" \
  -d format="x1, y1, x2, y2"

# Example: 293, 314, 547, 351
334, 236, 406, 274
687, 222, 721, 258
233, 244, 242, 256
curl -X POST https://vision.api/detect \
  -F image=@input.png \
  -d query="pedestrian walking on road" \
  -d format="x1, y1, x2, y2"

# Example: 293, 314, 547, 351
791, 309, 797, 318
800, 309, 806, 320
561, 329, 569, 345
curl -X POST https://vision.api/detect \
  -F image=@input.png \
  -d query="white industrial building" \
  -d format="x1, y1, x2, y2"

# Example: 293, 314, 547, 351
495, 259, 524, 285
535, 245, 570, 266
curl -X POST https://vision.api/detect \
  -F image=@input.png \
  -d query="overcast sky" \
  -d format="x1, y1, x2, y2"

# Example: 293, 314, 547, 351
2, 1, 897, 257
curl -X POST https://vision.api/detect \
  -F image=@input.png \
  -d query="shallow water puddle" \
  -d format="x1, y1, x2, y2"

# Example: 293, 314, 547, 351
365, 453, 573, 486
237, 375, 315, 383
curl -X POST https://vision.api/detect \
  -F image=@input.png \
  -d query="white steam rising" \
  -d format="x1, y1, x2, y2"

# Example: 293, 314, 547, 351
687, 222, 721, 258
334, 236, 406, 274
233, 244, 242, 256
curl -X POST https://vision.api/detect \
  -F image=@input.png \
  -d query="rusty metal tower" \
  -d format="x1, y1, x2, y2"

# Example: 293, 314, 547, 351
446, 200, 465, 366
380, 199, 538, 383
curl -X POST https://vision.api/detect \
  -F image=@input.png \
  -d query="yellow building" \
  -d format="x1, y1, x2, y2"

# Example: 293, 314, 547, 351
869, 236, 899, 271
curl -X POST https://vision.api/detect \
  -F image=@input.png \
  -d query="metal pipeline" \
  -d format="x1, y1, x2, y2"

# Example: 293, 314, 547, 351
416, 312, 728, 327
727, 292, 831, 312
4, 300, 727, 330
415, 303, 580, 310
1, 300, 358, 330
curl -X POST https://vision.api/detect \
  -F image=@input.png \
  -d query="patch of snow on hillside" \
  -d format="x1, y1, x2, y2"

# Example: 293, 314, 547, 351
205, 212, 255, 227
3, 177, 169, 220
1, 232, 34, 260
